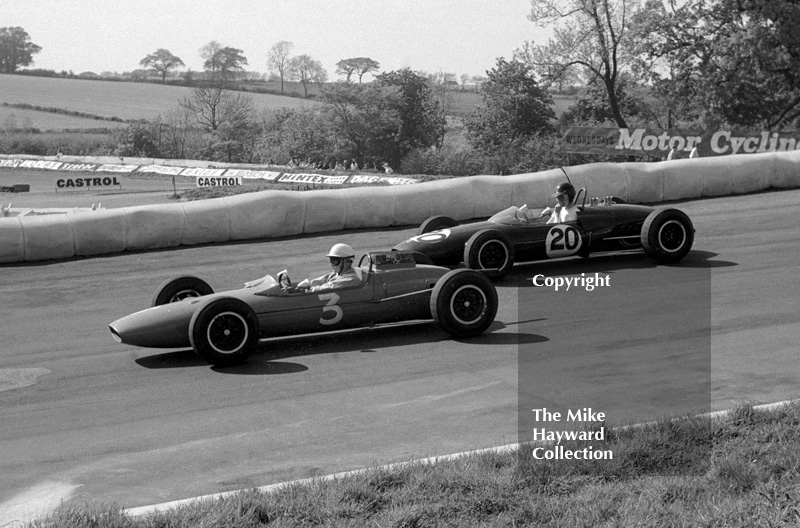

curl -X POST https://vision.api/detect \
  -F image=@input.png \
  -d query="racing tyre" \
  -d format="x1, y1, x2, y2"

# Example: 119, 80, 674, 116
189, 297, 260, 367
464, 229, 514, 280
151, 276, 214, 307
417, 215, 458, 235
430, 269, 498, 338
641, 208, 694, 264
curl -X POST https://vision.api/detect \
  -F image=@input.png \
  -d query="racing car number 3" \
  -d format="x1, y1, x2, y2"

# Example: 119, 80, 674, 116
546, 224, 582, 258
319, 292, 343, 325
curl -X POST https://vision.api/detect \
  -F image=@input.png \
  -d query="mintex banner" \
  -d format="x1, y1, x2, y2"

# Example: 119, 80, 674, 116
562, 127, 800, 157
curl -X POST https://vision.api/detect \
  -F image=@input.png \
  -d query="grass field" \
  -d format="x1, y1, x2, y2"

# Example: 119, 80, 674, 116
0, 74, 574, 130
0, 75, 317, 125
0, 106, 122, 131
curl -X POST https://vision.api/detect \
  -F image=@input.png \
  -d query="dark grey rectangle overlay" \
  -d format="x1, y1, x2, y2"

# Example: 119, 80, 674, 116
517, 252, 711, 476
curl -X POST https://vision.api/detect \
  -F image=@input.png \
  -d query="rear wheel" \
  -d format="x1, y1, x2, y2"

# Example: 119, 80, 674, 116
464, 229, 514, 280
431, 269, 498, 338
641, 209, 694, 263
417, 215, 458, 235
189, 297, 259, 367
151, 276, 213, 307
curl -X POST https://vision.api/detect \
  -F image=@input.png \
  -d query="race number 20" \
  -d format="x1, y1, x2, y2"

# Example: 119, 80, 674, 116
545, 224, 582, 258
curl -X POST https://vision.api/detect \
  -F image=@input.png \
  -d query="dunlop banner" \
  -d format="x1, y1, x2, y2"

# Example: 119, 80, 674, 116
561, 127, 800, 157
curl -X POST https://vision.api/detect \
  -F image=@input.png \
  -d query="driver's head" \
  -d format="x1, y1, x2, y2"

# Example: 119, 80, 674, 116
553, 182, 576, 205
327, 243, 355, 272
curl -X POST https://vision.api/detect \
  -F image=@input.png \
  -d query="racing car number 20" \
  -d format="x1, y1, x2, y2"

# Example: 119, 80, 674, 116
545, 224, 582, 258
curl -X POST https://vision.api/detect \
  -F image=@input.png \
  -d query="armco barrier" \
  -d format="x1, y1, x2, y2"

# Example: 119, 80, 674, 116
1, 151, 799, 264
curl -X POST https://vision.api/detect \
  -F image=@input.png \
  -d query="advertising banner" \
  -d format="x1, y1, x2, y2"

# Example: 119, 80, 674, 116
562, 127, 800, 158
347, 175, 418, 185
224, 169, 282, 180
1, 157, 419, 186
137, 165, 185, 175
196, 176, 243, 187
181, 168, 226, 177
96, 164, 139, 173
278, 173, 349, 185
20, 160, 63, 170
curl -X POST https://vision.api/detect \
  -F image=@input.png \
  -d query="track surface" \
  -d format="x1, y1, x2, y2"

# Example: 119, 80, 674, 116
1, 189, 798, 518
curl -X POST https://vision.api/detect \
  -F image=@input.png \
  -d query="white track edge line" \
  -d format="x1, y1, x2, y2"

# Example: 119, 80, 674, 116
124, 398, 798, 517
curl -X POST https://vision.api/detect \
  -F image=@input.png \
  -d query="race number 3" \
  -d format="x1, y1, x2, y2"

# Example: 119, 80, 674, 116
545, 224, 582, 258
319, 292, 343, 325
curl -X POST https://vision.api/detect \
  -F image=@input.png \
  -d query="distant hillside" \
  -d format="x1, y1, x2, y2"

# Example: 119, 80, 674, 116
0, 74, 574, 132
0, 74, 317, 127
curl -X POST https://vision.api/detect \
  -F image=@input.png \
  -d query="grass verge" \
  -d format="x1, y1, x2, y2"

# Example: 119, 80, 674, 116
28, 401, 800, 527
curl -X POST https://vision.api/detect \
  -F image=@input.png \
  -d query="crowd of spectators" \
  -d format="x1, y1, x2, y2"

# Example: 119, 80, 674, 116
283, 157, 394, 173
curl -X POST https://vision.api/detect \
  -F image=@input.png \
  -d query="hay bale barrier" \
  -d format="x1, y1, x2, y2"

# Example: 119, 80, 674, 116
1, 151, 799, 264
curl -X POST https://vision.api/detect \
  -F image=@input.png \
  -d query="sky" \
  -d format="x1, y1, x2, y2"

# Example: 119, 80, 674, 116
1, 0, 550, 81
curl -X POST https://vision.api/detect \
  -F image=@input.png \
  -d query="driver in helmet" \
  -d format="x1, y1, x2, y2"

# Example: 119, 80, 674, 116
540, 182, 579, 224
296, 243, 364, 292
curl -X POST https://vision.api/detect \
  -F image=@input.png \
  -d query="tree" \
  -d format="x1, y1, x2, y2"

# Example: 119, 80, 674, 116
114, 121, 160, 157
180, 85, 254, 132
426, 70, 458, 125
0, 27, 42, 73
255, 107, 333, 164
465, 58, 556, 151
158, 107, 204, 159
288, 54, 328, 96
375, 68, 446, 167
335, 57, 380, 83
320, 83, 400, 165
139, 49, 184, 83
200, 41, 248, 82
268, 41, 294, 93
559, 74, 647, 126
470, 75, 487, 92
179, 85, 256, 162
519, 0, 639, 128
632, 0, 800, 129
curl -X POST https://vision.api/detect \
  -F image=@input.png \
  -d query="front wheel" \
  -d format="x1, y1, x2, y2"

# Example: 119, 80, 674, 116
430, 269, 498, 338
417, 215, 458, 235
464, 229, 514, 280
641, 208, 694, 263
151, 276, 213, 307
189, 297, 260, 367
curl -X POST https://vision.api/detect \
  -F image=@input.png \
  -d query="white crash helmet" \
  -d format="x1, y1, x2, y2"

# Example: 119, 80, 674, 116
327, 243, 355, 259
